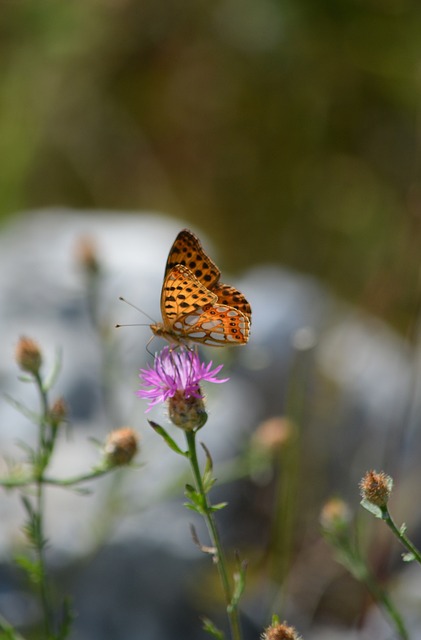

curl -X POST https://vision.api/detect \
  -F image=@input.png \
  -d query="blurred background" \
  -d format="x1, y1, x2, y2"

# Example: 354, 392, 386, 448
1, 1, 421, 639
1, 0, 421, 330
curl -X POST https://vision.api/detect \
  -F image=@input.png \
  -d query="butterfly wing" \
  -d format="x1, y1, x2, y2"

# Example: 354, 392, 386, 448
166, 229, 251, 323
165, 229, 221, 289
161, 265, 250, 346
212, 282, 252, 324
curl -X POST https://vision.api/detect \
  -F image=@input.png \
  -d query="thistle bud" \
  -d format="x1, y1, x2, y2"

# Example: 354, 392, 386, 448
252, 416, 294, 453
320, 497, 352, 533
15, 337, 42, 375
261, 621, 302, 640
359, 470, 392, 508
75, 236, 100, 275
50, 397, 67, 428
168, 390, 207, 431
104, 427, 139, 466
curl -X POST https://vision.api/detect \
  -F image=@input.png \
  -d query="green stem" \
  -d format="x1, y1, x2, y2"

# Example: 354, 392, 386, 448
34, 372, 49, 456
185, 431, 242, 640
332, 535, 408, 640
36, 478, 54, 639
0, 611, 27, 639
382, 507, 421, 565
33, 373, 55, 638
0, 465, 117, 490
353, 548, 408, 639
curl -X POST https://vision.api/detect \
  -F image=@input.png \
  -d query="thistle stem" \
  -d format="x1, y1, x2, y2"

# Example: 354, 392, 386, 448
33, 372, 55, 638
185, 431, 242, 640
382, 506, 421, 565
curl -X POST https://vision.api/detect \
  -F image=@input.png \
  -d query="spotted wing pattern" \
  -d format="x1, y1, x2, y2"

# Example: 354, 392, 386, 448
157, 265, 250, 346
165, 229, 221, 288
166, 229, 251, 320
212, 283, 252, 322
151, 230, 251, 347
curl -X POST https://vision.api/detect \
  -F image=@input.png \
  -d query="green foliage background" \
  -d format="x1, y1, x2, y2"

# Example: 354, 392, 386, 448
1, 0, 421, 329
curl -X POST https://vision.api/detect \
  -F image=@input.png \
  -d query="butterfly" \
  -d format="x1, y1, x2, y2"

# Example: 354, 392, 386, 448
150, 229, 251, 347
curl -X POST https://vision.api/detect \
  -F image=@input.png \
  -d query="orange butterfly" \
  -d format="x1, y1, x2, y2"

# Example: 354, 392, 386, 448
150, 229, 251, 347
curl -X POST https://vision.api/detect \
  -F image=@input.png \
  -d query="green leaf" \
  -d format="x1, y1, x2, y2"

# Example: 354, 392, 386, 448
202, 470, 216, 495
399, 522, 407, 535
228, 556, 247, 611
202, 617, 225, 639
360, 498, 383, 519
402, 552, 415, 562
43, 347, 62, 392
3, 394, 39, 422
56, 596, 75, 640
0, 627, 21, 640
183, 502, 203, 514
210, 502, 228, 512
184, 484, 205, 514
148, 421, 187, 456
201, 442, 216, 494
14, 553, 42, 584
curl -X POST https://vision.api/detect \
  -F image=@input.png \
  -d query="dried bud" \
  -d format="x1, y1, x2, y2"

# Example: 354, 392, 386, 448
261, 621, 302, 640
104, 427, 139, 466
15, 337, 42, 375
168, 390, 207, 431
50, 397, 67, 427
75, 236, 100, 275
252, 417, 294, 453
360, 470, 393, 508
320, 497, 352, 533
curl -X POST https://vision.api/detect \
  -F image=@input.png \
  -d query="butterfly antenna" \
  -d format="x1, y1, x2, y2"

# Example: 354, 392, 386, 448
117, 296, 157, 324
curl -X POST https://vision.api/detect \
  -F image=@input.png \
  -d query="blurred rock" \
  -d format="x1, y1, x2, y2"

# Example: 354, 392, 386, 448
0, 208, 419, 638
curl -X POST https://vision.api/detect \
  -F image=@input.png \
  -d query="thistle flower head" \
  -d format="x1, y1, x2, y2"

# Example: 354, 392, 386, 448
137, 346, 228, 430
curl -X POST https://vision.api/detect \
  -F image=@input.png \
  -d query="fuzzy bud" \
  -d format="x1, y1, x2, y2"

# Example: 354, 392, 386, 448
15, 337, 42, 375
261, 621, 302, 640
104, 427, 139, 466
320, 498, 352, 533
252, 416, 294, 453
75, 236, 100, 275
50, 397, 67, 428
360, 470, 393, 508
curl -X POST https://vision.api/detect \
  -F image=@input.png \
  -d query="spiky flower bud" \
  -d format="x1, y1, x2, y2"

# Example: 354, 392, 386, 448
252, 416, 294, 453
15, 337, 42, 375
261, 621, 302, 640
359, 470, 393, 508
320, 497, 352, 533
50, 397, 67, 428
75, 235, 100, 275
104, 427, 139, 466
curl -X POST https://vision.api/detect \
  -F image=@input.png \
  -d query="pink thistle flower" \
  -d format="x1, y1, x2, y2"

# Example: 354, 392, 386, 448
137, 346, 229, 413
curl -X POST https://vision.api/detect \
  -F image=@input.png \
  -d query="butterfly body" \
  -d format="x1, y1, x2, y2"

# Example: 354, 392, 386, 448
151, 230, 251, 347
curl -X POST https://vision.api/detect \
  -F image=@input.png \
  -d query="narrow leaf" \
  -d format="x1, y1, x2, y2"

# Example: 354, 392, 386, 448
229, 555, 247, 611
210, 502, 228, 512
43, 347, 62, 392
148, 421, 187, 456
202, 616, 225, 639
3, 394, 39, 422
